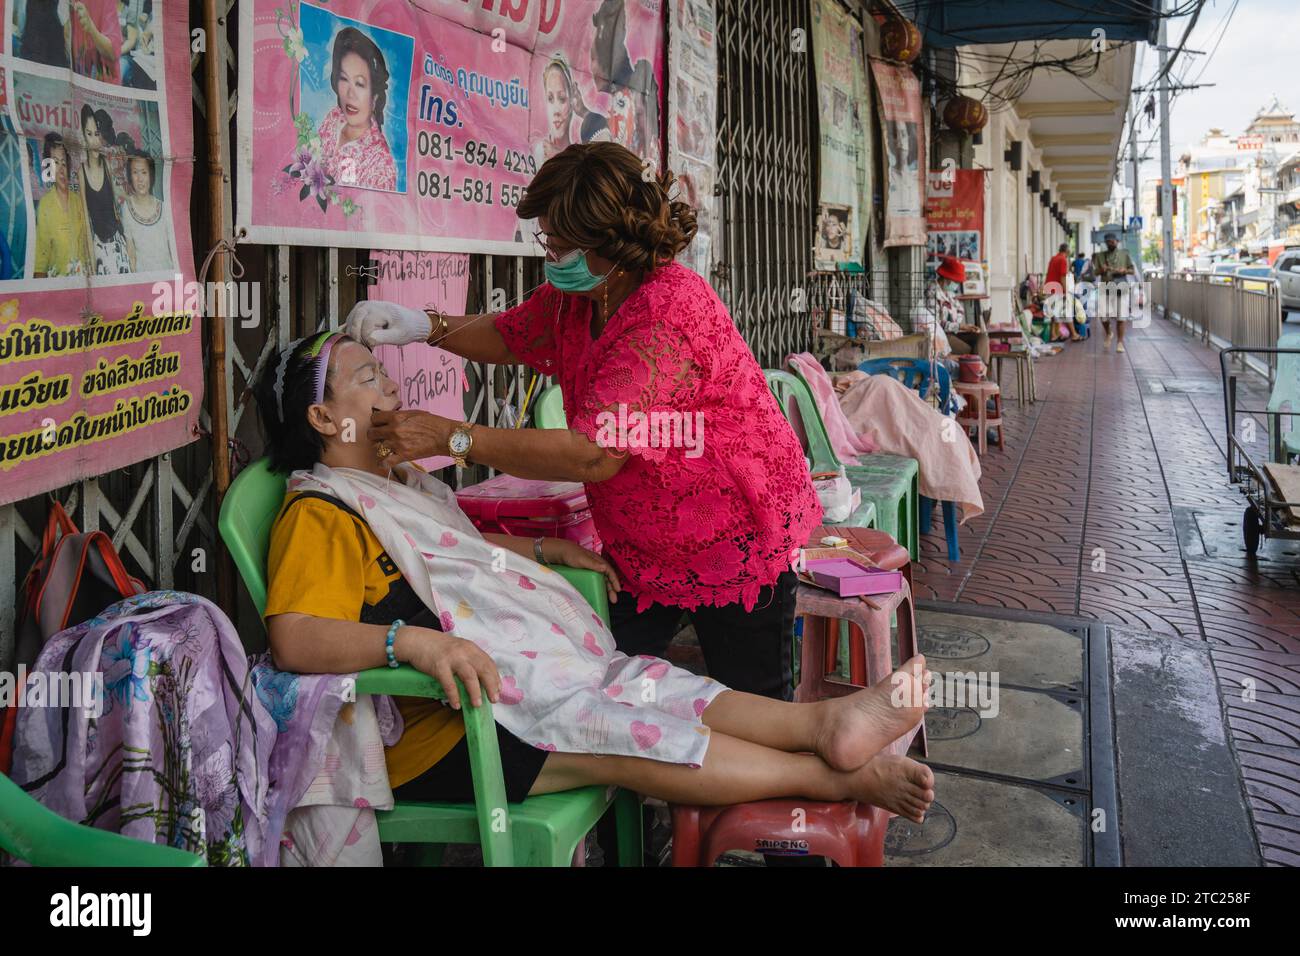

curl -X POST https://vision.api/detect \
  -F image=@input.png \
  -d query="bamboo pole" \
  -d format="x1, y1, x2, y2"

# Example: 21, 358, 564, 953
203, 0, 234, 613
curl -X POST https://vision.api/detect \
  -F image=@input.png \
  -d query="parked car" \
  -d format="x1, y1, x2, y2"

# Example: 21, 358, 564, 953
1209, 262, 1242, 285
1235, 264, 1277, 295
1274, 250, 1300, 315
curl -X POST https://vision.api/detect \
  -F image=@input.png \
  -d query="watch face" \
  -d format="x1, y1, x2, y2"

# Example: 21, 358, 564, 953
449, 430, 472, 455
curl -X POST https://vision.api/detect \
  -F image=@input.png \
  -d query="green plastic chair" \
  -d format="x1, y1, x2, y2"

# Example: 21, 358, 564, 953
767, 369, 913, 538
763, 370, 876, 529
218, 458, 642, 867
533, 383, 567, 430
1268, 332, 1300, 462
773, 367, 920, 559
1, 772, 207, 867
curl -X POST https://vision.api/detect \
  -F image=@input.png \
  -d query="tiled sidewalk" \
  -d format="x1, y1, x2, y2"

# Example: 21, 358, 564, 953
912, 316, 1300, 866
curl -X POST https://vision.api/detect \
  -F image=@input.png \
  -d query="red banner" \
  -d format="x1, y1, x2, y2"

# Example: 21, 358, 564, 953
925, 167, 985, 263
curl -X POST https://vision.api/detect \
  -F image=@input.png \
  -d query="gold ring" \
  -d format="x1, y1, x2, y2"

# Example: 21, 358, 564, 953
376, 442, 393, 460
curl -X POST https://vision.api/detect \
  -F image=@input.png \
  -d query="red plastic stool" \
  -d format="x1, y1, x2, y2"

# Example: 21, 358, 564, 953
668, 725, 921, 867
670, 799, 891, 867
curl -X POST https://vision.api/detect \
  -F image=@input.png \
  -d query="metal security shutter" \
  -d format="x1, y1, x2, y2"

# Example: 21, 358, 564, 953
713, 0, 816, 367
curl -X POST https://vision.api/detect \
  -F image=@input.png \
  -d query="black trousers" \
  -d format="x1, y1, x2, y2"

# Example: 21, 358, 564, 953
608, 571, 799, 701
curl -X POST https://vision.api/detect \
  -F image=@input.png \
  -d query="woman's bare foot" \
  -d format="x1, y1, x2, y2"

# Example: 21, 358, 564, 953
814, 655, 929, 772
848, 753, 935, 824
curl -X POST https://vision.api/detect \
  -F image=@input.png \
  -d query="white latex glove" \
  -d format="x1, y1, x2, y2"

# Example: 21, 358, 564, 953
344, 300, 432, 348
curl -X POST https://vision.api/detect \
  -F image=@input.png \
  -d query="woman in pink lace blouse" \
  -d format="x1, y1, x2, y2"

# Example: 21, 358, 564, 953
316, 27, 397, 192
346, 143, 821, 701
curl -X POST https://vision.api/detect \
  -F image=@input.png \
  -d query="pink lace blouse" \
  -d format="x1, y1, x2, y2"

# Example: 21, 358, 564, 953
496, 262, 822, 612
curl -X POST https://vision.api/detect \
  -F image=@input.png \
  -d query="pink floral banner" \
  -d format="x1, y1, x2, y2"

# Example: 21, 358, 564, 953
0, 0, 199, 505
237, 0, 666, 254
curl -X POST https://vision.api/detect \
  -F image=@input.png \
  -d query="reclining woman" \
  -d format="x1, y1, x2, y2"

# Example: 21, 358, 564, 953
255, 331, 935, 822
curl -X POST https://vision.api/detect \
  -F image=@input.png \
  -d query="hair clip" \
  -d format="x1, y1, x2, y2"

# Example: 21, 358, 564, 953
272, 331, 341, 423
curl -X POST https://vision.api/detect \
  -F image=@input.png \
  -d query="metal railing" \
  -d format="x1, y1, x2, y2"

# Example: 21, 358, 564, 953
1149, 271, 1284, 381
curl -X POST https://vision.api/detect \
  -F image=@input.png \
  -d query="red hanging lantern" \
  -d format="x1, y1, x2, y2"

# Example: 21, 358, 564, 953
943, 95, 988, 135
880, 17, 922, 64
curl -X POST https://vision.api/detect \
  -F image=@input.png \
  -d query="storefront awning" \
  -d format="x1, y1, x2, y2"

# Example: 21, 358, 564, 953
896, 0, 1160, 48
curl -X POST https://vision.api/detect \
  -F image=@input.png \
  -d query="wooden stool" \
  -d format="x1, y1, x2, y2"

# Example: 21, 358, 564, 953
953, 379, 1004, 455
991, 351, 1036, 404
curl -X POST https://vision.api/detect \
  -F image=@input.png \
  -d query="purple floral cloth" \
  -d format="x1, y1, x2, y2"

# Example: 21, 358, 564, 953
10, 590, 397, 867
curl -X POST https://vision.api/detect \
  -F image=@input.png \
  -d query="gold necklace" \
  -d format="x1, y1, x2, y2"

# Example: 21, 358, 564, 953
602, 269, 625, 322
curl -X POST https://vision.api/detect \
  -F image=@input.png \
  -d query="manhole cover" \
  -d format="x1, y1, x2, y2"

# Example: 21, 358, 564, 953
884, 800, 957, 856
1149, 378, 1219, 394
1183, 506, 1300, 562
919, 625, 991, 660
926, 706, 984, 740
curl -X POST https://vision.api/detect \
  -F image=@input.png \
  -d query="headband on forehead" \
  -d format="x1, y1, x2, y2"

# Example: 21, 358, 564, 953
272, 331, 343, 423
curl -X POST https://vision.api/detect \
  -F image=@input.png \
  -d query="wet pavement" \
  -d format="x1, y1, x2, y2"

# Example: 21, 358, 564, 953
911, 314, 1300, 866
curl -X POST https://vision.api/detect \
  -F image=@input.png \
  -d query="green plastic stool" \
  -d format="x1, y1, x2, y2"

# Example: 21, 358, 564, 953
844, 454, 920, 561
219, 458, 642, 867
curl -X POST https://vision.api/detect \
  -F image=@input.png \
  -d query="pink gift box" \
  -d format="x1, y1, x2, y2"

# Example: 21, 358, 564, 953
805, 557, 904, 598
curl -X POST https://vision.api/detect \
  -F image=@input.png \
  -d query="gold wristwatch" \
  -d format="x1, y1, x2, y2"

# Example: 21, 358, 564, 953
448, 422, 474, 468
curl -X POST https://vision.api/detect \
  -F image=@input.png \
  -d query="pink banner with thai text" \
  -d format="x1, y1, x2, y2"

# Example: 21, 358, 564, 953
0, 0, 199, 505
369, 248, 468, 471
237, 0, 666, 254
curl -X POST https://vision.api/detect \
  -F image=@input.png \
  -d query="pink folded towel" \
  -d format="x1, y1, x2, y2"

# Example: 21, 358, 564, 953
786, 352, 877, 464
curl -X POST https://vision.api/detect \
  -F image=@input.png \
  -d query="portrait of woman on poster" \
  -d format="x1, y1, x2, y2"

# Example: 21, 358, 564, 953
33, 132, 91, 278
17, 0, 71, 69
532, 56, 588, 167
120, 149, 174, 272
71, 0, 122, 83
79, 105, 131, 275
316, 26, 398, 192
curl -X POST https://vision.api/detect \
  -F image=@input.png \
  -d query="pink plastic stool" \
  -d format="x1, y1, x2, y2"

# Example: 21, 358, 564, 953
794, 578, 927, 757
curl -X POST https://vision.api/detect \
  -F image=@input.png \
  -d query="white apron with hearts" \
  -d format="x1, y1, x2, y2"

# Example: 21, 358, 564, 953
287, 463, 725, 766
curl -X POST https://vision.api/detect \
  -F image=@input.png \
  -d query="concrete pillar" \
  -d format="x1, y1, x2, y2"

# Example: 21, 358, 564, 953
988, 114, 1013, 325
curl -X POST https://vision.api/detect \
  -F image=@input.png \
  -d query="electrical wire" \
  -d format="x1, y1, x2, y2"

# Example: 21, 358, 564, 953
1133, 0, 1208, 92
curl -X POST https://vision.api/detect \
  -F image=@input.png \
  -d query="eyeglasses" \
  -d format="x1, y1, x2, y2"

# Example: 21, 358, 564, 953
533, 230, 585, 265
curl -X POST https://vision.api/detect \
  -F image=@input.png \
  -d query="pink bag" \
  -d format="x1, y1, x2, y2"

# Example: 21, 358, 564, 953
455, 475, 602, 551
